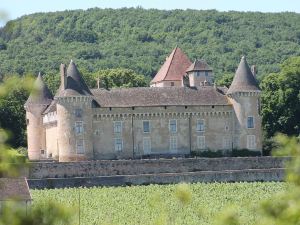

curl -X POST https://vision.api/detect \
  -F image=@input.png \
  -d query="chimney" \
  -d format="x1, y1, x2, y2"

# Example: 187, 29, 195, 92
60, 64, 66, 89
97, 77, 100, 89
251, 65, 257, 78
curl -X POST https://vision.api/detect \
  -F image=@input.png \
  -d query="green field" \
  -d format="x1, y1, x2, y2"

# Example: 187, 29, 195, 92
31, 182, 286, 225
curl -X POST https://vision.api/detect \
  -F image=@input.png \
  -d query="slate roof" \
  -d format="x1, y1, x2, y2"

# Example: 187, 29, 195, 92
91, 86, 230, 107
227, 56, 261, 94
0, 178, 32, 201
43, 100, 57, 114
186, 59, 212, 72
58, 60, 92, 97
151, 47, 192, 84
25, 73, 53, 106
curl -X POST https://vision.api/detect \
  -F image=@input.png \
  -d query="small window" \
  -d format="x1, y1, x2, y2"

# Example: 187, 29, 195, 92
196, 119, 205, 132
247, 135, 256, 149
114, 138, 123, 151
26, 119, 29, 125
75, 108, 82, 118
76, 139, 84, 154
94, 129, 100, 136
247, 116, 254, 129
197, 136, 205, 149
225, 125, 229, 132
114, 121, 122, 134
169, 120, 177, 133
171, 82, 175, 86
41, 149, 45, 155
75, 122, 83, 135
143, 121, 150, 133
205, 71, 209, 77
222, 137, 231, 149
169, 136, 177, 152
257, 99, 261, 115
143, 137, 151, 154
196, 71, 200, 77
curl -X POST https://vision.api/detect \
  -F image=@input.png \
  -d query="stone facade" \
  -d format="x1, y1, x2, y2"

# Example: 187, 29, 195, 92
25, 48, 262, 162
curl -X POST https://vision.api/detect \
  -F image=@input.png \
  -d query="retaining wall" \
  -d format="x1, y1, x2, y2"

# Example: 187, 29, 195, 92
28, 168, 285, 189
26, 156, 289, 179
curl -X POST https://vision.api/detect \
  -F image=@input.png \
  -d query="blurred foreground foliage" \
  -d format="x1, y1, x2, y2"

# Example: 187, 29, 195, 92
0, 74, 72, 225
0, 201, 72, 225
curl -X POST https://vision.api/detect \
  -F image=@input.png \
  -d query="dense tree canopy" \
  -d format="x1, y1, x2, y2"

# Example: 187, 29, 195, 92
0, 8, 299, 147
0, 8, 299, 81
261, 56, 300, 138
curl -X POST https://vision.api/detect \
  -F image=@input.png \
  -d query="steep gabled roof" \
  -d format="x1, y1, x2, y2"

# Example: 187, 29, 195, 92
227, 56, 261, 94
25, 73, 53, 106
186, 59, 212, 72
151, 47, 192, 84
91, 86, 230, 107
58, 60, 92, 97
0, 178, 32, 201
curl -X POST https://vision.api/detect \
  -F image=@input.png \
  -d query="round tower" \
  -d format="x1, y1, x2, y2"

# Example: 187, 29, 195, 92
55, 61, 94, 162
24, 73, 53, 160
227, 56, 262, 152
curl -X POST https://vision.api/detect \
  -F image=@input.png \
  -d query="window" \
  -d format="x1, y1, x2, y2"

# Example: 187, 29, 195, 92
205, 71, 209, 77
196, 71, 200, 77
76, 139, 84, 154
222, 137, 231, 149
143, 137, 151, 154
225, 125, 229, 132
169, 136, 177, 152
197, 136, 205, 149
114, 121, 122, 133
169, 120, 177, 133
247, 116, 254, 129
257, 99, 261, 115
114, 138, 123, 151
94, 129, 100, 136
74, 108, 82, 118
41, 149, 45, 155
171, 82, 175, 86
247, 135, 256, 149
196, 119, 205, 132
143, 121, 150, 133
75, 122, 83, 135
26, 119, 29, 125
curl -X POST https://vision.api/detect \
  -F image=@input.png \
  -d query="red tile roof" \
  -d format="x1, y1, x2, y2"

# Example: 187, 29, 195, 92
151, 47, 192, 84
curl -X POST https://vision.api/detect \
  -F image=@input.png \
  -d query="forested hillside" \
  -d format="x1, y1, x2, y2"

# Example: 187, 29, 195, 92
0, 8, 299, 81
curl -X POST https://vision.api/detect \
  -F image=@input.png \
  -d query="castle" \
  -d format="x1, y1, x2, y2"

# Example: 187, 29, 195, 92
24, 47, 262, 162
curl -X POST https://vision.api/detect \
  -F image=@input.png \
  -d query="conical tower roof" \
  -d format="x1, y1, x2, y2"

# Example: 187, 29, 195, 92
186, 59, 212, 72
25, 73, 53, 106
227, 56, 260, 94
58, 60, 92, 96
151, 47, 192, 84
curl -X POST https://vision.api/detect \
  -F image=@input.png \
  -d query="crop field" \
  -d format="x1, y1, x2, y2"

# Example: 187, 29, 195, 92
31, 182, 286, 225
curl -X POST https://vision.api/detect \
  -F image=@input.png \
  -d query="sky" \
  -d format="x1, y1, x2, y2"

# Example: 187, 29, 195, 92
1, 0, 299, 24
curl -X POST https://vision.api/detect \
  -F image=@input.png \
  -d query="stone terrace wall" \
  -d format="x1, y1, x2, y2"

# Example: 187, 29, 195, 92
26, 157, 289, 179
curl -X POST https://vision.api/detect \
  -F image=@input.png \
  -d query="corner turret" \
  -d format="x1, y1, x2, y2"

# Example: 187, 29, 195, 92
24, 73, 53, 160
227, 56, 262, 153
55, 60, 94, 162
